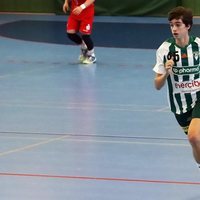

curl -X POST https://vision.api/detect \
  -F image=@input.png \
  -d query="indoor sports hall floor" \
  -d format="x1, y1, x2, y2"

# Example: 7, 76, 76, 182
0, 13, 200, 200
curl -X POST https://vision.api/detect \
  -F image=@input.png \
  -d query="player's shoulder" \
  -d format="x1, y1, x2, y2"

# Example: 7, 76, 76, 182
192, 36, 200, 44
157, 38, 174, 52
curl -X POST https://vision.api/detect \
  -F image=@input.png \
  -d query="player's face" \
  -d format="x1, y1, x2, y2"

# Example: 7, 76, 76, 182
169, 19, 190, 40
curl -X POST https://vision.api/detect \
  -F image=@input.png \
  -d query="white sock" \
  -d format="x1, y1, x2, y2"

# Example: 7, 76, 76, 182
81, 41, 87, 50
87, 49, 95, 56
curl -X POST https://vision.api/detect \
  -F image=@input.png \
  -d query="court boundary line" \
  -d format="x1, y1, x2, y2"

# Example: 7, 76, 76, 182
0, 172, 199, 186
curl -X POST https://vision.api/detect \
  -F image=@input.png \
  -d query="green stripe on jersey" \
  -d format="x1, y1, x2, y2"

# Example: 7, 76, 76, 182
192, 40, 200, 80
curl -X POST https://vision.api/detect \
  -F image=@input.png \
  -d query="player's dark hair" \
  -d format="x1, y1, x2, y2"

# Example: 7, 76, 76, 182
168, 6, 193, 31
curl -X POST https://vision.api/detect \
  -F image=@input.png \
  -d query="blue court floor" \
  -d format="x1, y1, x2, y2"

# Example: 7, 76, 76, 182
0, 13, 200, 200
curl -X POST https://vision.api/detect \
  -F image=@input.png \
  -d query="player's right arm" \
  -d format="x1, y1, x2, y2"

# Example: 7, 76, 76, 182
154, 58, 174, 90
63, 0, 69, 13
154, 73, 169, 90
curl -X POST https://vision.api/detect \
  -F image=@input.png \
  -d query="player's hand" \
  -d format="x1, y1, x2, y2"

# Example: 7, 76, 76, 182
63, 2, 69, 13
165, 57, 174, 74
72, 6, 83, 15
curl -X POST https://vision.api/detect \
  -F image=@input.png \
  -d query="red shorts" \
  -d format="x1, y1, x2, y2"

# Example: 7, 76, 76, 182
66, 6, 94, 35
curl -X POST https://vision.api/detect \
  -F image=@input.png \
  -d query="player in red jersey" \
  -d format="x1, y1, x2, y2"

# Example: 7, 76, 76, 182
63, 0, 96, 64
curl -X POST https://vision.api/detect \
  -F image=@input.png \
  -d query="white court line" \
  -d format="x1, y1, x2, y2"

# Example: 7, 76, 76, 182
58, 138, 190, 147
156, 106, 170, 112
0, 101, 168, 112
0, 100, 163, 108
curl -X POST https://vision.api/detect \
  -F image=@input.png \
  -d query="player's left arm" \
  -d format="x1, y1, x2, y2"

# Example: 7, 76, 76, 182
72, 0, 95, 15
82, 0, 95, 8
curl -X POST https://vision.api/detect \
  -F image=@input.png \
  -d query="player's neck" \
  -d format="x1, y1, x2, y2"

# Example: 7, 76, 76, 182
175, 35, 190, 48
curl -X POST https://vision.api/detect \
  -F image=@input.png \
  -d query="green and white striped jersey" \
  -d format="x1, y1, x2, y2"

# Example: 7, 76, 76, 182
153, 36, 200, 114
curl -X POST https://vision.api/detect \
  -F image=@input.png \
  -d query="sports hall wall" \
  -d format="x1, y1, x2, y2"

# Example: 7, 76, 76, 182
0, 0, 199, 16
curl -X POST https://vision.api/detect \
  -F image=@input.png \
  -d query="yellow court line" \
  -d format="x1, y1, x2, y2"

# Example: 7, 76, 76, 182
0, 135, 68, 157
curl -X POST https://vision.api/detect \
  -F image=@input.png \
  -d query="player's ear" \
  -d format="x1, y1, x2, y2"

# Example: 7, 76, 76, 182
187, 24, 191, 31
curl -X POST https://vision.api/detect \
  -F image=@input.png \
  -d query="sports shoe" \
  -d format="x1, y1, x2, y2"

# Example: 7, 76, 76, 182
82, 55, 96, 64
79, 48, 88, 63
